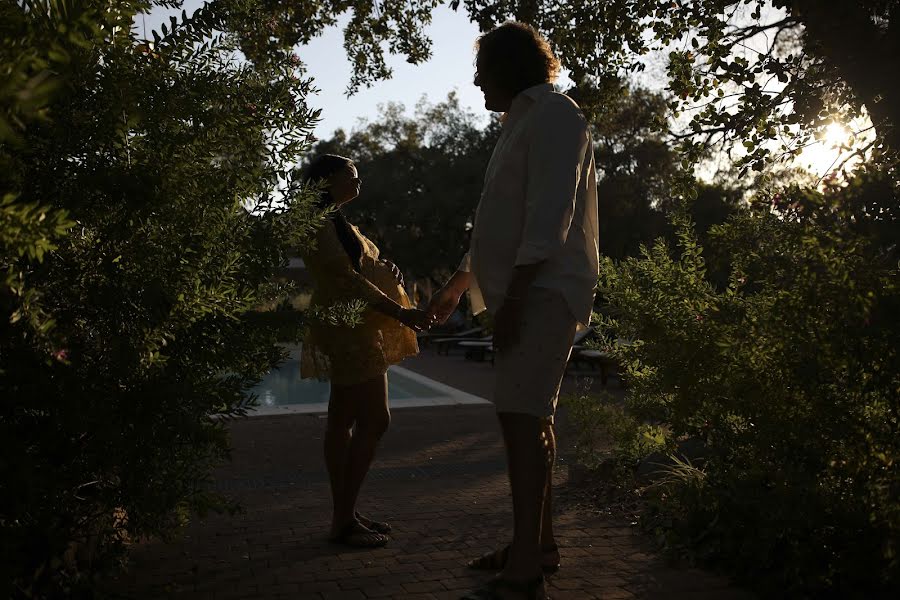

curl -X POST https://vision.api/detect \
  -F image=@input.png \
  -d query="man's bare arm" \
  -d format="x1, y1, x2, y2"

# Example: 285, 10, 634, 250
428, 270, 473, 324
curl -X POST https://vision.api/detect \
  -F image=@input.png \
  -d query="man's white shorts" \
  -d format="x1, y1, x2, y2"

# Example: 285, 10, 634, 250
493, 287, 579, 420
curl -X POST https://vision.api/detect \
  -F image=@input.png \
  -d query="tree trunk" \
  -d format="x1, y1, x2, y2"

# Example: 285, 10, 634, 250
790, 0, 900, 156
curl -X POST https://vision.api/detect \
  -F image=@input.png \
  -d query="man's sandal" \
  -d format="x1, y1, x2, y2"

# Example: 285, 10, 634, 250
355, 511, 391, 534
460, 575, 549, 600
329, 521, 389, 548
467, 544, 560, 574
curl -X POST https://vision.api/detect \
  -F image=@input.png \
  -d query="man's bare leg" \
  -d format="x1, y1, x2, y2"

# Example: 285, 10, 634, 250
467, 417, 560, 574
498, 412, 551, 586
540, 419, 560, 564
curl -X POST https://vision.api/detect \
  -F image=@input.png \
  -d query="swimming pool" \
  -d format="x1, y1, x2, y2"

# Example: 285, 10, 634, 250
248, 346, 489, 416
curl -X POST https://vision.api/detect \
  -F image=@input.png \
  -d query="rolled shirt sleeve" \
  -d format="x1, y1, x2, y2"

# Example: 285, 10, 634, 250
457, 251, 471, 273
514, 101, 590, 266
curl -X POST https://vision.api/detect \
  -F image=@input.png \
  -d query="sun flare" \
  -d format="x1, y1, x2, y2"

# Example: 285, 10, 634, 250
822, 122, 852, 149
798, 120, 860, 177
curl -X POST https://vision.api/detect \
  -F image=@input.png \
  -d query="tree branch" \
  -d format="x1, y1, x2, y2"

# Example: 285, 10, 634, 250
729, 17, 799, 45
791, 0, 899, 153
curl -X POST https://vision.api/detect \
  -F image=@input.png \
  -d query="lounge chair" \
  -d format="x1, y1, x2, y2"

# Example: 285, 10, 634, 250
569, 338, 632, 385
432, 327, 485, 355
458, 327, 595, 366
571, 349, 615, 384
568, 327, 594, 350
459, 338, 494, 363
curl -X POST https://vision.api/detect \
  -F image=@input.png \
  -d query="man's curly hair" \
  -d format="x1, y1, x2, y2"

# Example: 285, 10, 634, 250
475, 22, 561, 94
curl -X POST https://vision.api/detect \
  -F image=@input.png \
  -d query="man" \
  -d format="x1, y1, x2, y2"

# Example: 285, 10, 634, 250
429, 21, 599, 600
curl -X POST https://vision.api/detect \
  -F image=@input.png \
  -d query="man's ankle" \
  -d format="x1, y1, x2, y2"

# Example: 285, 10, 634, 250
506, 542, 542, 572
501, 561, 544, 583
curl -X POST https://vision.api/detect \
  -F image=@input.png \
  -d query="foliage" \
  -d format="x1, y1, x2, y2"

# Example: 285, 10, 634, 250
230, 0, 444, 94
0, 0, 405, 595
588, 85, 677, 260
242, 1, 898, 172
560, 390, 666, 473
596, 172, 900, 596
454, 0, 900, 171
584, 83, 745, 260
305, 298, 368, 328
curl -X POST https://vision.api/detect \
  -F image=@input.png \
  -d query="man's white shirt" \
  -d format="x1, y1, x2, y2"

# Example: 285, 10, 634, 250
459, 83, 599, 326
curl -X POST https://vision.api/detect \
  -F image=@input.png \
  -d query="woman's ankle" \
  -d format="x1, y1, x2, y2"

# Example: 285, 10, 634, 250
331, 511, 357, 530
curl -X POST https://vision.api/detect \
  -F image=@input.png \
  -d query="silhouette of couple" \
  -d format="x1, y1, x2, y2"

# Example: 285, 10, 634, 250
299, 22, 599, 600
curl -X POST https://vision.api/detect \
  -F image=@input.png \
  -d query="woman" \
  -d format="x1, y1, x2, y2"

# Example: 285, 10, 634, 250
300, 154, 432, 548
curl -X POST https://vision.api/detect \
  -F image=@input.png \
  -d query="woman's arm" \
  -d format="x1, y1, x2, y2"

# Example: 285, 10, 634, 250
331, 265, 431, 330
308, 223, 430, 329
330, 260, 405, 319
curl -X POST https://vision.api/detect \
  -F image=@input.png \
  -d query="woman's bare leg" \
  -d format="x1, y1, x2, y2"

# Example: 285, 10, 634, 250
325, 385, 357, 534
340, 374, 390, 524
326, 374, 390, 534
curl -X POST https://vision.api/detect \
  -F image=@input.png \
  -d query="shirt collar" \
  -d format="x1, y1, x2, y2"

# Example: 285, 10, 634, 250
504, 83, 554, 124
521, 82, 554, 100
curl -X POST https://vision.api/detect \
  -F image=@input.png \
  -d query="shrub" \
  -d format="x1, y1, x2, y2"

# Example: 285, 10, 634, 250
560, 390, 665, 475
595, 172, 900, 597
1, 2, 324, 596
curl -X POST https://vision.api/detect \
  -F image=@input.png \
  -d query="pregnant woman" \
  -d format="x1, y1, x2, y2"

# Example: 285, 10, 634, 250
300, 154, 432, 547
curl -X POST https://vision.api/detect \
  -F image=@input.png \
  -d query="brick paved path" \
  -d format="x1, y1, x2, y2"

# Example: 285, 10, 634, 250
111, 402, 755, 599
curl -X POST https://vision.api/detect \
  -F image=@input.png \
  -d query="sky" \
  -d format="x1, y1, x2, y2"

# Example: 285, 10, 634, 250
139, 1, 491, 140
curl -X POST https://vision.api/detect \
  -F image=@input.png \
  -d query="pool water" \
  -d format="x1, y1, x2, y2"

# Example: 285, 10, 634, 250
249, 347, 489, 415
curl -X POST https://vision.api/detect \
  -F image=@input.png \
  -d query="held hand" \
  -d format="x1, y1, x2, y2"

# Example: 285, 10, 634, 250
492, 298, 523, 352
397, 307, 435, 332
427, 286, 461, 325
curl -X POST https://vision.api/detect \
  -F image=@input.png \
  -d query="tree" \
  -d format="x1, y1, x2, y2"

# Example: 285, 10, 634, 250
455, 0, 900, 172
570, 82, 743, 260
307, 93, 501, 282
310, 84, 743, 275
0, 1, 445, 595
203, 1, 899, 172
223, 0, 451, 95
585, 85, 677, 259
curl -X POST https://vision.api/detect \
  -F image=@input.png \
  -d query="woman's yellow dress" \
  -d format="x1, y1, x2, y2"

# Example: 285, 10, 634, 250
300, 220, 418, 385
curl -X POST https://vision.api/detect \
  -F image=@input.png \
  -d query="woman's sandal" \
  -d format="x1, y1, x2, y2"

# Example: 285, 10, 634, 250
467, 544, 560, 574
355, 510, 391, 534
460, 574, 549, 600
329, 520, 389, 548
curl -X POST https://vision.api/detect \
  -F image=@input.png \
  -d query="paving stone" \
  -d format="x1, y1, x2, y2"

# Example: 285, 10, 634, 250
104, 350, 755, 600
320, 591, 367, 600
401, 580, 446, 593
361, 584, 407, 598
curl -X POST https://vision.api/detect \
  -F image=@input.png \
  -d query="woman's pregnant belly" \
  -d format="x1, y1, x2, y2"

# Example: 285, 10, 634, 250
362, 260, 407, 305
